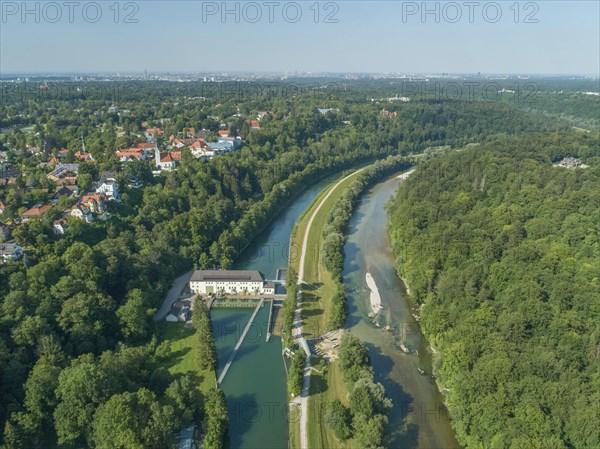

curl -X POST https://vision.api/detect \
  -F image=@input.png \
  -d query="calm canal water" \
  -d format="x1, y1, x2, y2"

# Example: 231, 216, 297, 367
343, 173, 462, 449
213, 176, 336, 449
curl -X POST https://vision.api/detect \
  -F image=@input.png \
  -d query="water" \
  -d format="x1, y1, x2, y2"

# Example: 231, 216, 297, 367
343, 174, 462, 449
214, 176, 336, 449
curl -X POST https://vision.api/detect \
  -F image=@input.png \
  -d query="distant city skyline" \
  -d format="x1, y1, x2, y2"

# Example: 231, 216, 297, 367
1, 1, 599, 75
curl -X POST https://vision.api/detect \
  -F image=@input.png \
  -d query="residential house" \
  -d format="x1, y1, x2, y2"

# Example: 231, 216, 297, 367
115, 148, 146, 162
53, 219, 68, 236
0, 243, 23, 262
0, 200, 5, 214
74, 151, 94, 162
21, 204, 52, 222
165, 300, 192, 322
217, 136, 241, 149
81, 194, 106, 214
54, 185, 79, 199
218, 130, 230, 137
47, 164, 79, 185
144, 128, 164, 142
182, 127, 196, 138
69, 204, 93, 222
95, 172, 120, 201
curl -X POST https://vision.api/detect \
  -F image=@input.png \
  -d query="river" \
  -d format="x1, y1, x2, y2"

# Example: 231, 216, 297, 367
343, 173, 462, 449
212, 176, 336, 449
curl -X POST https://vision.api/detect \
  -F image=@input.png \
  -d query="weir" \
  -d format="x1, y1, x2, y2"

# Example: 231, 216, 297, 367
217, 298, 265, 385
266, 299, 274, 342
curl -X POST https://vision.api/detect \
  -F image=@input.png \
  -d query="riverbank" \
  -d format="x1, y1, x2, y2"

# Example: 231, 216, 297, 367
344, 173, 462, 449
289, 158, 413, 449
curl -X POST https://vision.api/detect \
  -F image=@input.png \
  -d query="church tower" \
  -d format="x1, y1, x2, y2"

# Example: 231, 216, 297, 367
155, 143, 161, 170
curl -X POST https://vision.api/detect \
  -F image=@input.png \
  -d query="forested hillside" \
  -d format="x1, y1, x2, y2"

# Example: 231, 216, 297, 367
0, 81, 574, 448
388, 132, 600, 448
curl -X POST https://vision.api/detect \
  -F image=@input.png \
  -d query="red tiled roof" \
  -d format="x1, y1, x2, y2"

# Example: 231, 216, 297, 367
116, 149, 144, 156
133, 142, 156, 150
82, 194, 103, 203
22, 204, 51, 217
74, 151, 94, 162
218, 130, 230, 136
160, 153, 175, 163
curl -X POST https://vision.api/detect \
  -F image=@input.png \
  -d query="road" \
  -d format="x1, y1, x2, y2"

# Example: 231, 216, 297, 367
292, 167, 366, 449
153, 270, 193, 321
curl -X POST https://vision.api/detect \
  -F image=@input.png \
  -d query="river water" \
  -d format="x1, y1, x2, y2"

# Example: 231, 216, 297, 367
212, 171, 461, 449
213, 177, 335, 449
343, 174, 462, 449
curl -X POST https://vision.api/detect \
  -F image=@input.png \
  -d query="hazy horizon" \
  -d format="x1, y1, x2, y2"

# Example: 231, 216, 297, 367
1, 1, 599, 76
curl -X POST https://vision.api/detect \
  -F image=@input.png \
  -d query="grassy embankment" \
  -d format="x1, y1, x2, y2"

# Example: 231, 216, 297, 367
157, 322, 216, 394
289, 169, 364, 337
288, 167, 366, 449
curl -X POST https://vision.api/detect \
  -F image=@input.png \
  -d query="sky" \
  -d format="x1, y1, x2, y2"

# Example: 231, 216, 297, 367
1, 1, 599, 75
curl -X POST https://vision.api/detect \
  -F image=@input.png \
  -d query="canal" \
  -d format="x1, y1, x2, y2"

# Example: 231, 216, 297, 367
343, 173, 462, 449
212, 175, 336, 449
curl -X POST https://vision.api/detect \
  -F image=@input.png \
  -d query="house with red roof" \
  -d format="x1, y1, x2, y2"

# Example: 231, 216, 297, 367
218, 130, 230, 137
21, 204, 52, 222
81, 194, 106, 214
74, 151, 94, 162
115, 148, 146, 162
0, 200, 5, 214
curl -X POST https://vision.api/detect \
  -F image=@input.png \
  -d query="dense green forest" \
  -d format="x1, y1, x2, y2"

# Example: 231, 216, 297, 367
388, 132, 600, 448
0, 78, 588, 448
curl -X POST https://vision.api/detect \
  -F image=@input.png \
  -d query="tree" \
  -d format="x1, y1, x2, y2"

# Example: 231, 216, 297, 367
57, 292, 115, 354
54, 361, 113, 446
325, 399, 352, 441
192, 296, 216, 371
338, 333, 370, 383
117, 289, 152, 342
91, 388, 179, 449
288, 350, 306, 397
353, 413, 388, 449
198, 252, 210, 269
165, 375, 203, 423
203, 388, 228, 449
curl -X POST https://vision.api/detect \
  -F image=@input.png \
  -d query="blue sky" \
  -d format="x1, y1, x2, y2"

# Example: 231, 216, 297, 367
1, 1, 599, 74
